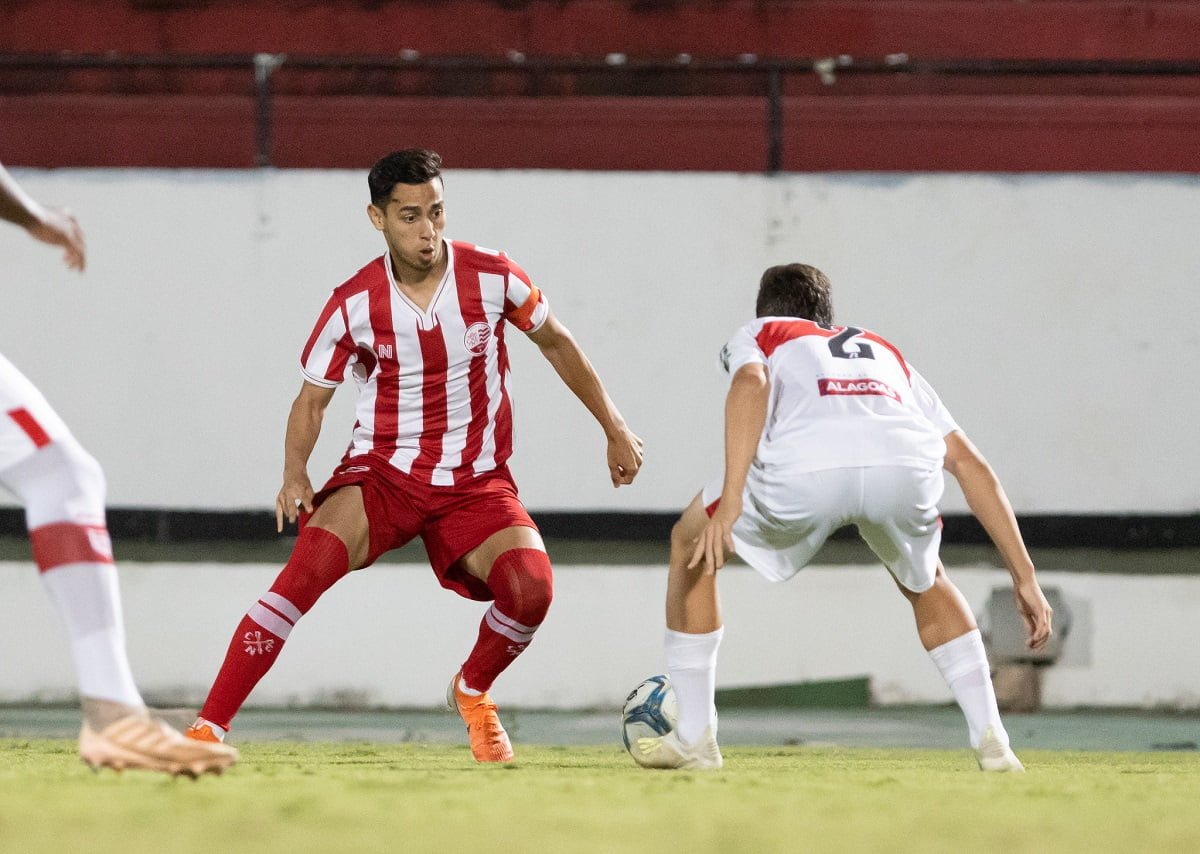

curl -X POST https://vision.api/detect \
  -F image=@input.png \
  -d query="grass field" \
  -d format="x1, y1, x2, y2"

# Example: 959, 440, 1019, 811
2, 740, 1199, 853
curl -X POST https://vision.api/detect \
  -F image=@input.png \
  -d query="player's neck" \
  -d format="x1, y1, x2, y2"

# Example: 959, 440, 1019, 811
388, 248, 447, 304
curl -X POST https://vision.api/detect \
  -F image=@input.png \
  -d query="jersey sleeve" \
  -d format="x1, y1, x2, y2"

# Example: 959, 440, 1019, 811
501, 255, 550, 333
299, 291, 355, 388
719, 322, 767, 375
909, 364, 959, 436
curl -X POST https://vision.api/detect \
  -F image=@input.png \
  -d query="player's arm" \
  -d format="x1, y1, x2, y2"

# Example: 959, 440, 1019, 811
943, 430, 1053, 650
689, 362, 769, 572
526, 311, 644, 488
0, 162, 86, 271
275, 380, 336, 531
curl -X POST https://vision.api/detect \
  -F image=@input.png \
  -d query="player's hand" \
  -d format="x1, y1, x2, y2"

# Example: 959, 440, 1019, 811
607, 426, 644, 487
275, 470, 315, 532
688, 495, 741, 573
1013, 576, 1053, 651
27, 206, 86, 272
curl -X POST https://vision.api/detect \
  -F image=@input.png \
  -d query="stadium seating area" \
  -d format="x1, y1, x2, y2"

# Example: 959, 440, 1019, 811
3, 0, 1200, 170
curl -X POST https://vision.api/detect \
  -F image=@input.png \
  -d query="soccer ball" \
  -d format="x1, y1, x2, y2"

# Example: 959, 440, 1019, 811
621, 674, 677, 755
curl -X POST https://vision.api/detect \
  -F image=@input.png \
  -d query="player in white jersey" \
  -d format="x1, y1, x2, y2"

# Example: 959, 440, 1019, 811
188, 149, 644, 762
0, 162, 237, 775
629, 263, 1053, 772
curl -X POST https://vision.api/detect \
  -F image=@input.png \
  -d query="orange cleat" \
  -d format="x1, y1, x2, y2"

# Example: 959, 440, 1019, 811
185, 719, 226, 744
447, 669, 514, 763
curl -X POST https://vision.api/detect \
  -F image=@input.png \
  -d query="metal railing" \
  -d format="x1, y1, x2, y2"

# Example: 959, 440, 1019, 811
3, 52, 1199, 169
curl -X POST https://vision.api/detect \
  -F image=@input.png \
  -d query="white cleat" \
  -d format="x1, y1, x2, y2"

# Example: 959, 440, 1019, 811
631, 727, 723, 770
976, 727, 1025, 773
80, 713, 239, 778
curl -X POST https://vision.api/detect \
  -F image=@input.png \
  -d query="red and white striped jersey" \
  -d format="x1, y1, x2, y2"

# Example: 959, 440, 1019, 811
721, 317, 958, 473
300, 240, 550, 486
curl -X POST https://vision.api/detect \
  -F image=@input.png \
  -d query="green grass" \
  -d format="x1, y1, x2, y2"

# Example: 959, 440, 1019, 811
2, 740, 1198, 854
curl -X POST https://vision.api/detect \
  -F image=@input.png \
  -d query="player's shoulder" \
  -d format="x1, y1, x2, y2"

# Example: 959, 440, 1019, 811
330, 255, 388, 300
449, 239, 517, 272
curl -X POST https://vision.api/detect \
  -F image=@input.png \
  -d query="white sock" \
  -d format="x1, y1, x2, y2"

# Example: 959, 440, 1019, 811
40, 562, 144, 709
665, 626, 723, 746
928, 629, 1006, 749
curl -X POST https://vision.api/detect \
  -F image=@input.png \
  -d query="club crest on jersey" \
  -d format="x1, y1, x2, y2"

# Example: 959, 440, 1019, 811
818, 377, 901, 402
464, 322, 492, 356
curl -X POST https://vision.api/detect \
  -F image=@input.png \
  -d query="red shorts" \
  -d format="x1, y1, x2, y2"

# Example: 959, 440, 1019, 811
308, 457, 537, 602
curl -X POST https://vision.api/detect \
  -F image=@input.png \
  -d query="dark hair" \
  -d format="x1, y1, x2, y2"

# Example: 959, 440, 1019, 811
368, 149, 443, 205
755, 263, 834, 323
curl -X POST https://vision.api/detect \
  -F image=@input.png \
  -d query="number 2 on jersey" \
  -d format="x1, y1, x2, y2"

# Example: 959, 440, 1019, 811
822, 324, 876, 360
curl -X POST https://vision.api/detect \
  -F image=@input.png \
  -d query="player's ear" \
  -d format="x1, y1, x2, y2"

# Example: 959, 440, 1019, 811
366, 203, 385, 231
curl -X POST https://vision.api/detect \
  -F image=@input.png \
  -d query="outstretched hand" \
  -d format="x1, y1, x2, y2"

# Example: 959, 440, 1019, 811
1014, 577, 1054, 651
275, 471, 315, 532
607, 427, 644, 487
28, 206, 86, 272
688, 496, 741, 573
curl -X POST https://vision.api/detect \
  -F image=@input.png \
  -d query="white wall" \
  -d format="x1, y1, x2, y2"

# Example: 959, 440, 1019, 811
1, 560, 1195, 710
1, 169, 1198, 513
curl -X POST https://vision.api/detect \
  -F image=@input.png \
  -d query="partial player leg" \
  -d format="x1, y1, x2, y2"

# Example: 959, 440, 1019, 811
189, 486, 368, 741
451, 525, 552, 762
0, 439, 142, 720
894, 562, 1022, 771
663, 493, 724, 751
0, 438, 236, 774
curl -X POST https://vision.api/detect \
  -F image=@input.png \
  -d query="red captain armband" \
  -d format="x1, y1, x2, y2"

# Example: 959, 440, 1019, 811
506, 285, 543, 331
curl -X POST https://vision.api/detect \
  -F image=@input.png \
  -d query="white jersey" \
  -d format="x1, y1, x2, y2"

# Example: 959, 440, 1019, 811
720, 317, 958, 473
300, 239, 549, 487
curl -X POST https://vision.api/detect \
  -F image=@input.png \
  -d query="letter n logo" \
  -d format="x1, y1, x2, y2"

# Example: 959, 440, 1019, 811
377, 344, 394, 360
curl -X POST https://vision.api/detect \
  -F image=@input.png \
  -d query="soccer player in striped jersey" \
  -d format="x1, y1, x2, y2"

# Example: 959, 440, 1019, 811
0, 162, 237, 775
630, 263, 1052, 772
188, 149, 644, 761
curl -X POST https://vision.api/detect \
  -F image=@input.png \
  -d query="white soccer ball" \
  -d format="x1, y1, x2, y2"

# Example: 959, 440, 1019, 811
621, 674, 678, 755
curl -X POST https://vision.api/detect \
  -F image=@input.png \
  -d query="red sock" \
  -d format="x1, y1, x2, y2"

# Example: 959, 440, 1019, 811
460, 548, 553, 693
199, 527, 350, 729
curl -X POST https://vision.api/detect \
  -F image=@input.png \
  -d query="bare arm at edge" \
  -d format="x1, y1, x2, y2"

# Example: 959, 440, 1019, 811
0, 163, 86, 272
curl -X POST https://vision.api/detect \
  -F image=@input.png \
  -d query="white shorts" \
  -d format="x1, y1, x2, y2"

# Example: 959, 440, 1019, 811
0, 351, 72, 473
702, 465, 944, 593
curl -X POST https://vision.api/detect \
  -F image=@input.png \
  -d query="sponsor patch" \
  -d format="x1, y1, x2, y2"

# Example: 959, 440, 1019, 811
818, 377, 900, 402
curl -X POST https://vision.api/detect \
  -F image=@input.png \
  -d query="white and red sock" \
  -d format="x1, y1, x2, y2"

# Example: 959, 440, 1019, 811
0, 440, 144, 709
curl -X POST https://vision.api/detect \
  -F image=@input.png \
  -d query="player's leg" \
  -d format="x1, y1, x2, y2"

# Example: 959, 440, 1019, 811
0, 433, 237, 774
0, 438, 142, 723
190, 485, 370, 741
449, 524, 551, 762
892, 563, 1019, 769
861, 466, 1020, 770
664, 492, 724, 745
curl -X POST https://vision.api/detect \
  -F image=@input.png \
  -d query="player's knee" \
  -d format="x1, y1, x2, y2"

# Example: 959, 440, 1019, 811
670, 516, 698, 558
61, 441, 107, 513
491, 548, 554, 624
270, 526, 352, 614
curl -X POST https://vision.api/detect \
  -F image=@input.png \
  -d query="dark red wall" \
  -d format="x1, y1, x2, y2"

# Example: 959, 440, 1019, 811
3, 1, 1199, 171
5, 1, 1200, 60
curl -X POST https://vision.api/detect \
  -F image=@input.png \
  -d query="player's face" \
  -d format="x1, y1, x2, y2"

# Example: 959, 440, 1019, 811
368, 179, 446, 278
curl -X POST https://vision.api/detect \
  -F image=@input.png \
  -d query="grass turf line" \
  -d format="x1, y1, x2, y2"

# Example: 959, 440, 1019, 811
2, 739, 1199, 854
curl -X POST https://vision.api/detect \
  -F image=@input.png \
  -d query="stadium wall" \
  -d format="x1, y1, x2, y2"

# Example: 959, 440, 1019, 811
1, 168, 1197, 517
1, 560, 1196, 710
